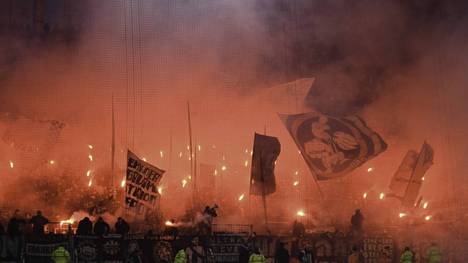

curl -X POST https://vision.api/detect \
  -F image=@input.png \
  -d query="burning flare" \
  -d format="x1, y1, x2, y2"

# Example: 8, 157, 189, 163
379, 192, 385, 200
88, 179, 92, 187
423, 201, 429, 209
367, 167, 373, 172
363, 192, 368, 199
121, 178, 126, 188
60, 219, 74, 226
9, 161, 14, 169
293, 181, 299, 186
88, 144, 93, 149
88, 154, 93, 162
244, 160, 249, 167
157, 186, 163, 195
86, 170, 91, 177
399, 212, 407, 218
49, 160, 55, 165
182, 179, 188, 188
238, 194, 245, 201
296, 210, 306, 217
160, 150, 164, 158
221, 165, 227, 171
425, 215, 432, 221
165, 220, 174, 226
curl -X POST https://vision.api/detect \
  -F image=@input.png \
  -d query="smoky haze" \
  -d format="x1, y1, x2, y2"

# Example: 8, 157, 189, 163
0, 0, 467, 229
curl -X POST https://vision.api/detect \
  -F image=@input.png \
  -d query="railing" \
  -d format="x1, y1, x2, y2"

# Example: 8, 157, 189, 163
212, 224, 253, 234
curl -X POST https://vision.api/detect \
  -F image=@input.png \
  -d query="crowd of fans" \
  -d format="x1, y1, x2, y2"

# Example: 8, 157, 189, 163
0, 209, 130, 237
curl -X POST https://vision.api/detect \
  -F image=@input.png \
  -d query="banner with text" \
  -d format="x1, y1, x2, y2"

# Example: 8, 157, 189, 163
126, 150, 165, 216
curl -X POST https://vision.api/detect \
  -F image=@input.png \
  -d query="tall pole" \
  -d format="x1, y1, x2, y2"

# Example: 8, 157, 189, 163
262, 130, 269, 232
187, 101, 196, 207
111, 93, 116, 195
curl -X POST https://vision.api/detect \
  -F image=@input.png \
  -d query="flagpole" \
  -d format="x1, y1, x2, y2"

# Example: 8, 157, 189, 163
260, 154, 270, 233
111, 93, 116, 196
187, 101, 196, 208
262, 130, 270, 233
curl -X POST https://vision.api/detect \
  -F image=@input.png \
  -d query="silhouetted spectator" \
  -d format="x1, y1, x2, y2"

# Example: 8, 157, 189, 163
76, 217, 93, 235
0, 221, 5, 235
93, 217, 110, 236
7, 210, 26, 236
30, 210, 49, 235
238, 241, 251, 263
299, 247, 315, 263
115, 217, 130, 235
351, 209, 364, 233
275, 242, 290, 263
292, 220, 305, 237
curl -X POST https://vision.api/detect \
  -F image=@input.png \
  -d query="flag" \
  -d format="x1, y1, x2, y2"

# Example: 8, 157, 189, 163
401, 142, 434, 207
250, 133, 281, 196
279, 111, 387, 180
125, 150, 165, 215
388, 150, 419, 199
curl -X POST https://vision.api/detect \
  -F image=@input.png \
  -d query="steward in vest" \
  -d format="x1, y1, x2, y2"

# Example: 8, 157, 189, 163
249, 247, 266, 263
400, 247, 414, 263
426, 243, 442, 263
51, 246, 70, 263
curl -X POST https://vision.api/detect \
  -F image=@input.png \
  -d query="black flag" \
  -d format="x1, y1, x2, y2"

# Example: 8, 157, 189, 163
250, 133, 281, 196
279, 111, 387, 180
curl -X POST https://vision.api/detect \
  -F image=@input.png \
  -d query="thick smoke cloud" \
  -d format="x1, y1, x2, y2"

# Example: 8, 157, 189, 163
0, 0, 467, 228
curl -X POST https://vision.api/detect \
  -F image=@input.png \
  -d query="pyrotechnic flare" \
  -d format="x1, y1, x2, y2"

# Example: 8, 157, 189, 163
422, 177, 425, 181
49, 160, 55, 165
182, 179, 188, 188
399, 213, 407, 218
88, 154, 93, 162
60, 219, 74, 226
121, 179, 125, 188
423, 201, 429, 209
379, 192, 385, 200
142, 157, 147, 162
88, 144, 93, 149
367, 167, 373, 172
9, 161, 14, 169
244, 160, 249, 167
294, 170, 299, 175
425, 215, 432, 221
88, 179, 92, 187
214, 169, 218, 176
157, 187, 163, 195
179, 152, 183, 158
363, 192, 368, 199
293, 181, 299, 186
165, 220, 173, 226
86, 170, 91, 177
160, 151, 164, 158
238, 194, 245, 201
296, 210, 306, 217
197, 145, 201, 151
221, 165, 227, 171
